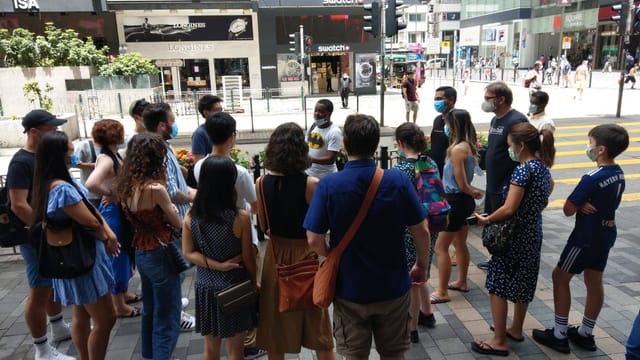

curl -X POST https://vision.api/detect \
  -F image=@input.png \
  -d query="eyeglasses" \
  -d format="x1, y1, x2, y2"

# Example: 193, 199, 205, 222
484, 96, 497, 101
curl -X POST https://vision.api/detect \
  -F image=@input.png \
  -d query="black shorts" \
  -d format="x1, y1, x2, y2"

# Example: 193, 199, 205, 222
443, 193, 475, 232
557, 244, 611, 273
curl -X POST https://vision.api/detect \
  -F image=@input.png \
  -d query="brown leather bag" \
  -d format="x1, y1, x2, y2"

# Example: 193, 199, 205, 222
313, 168, 384, 309
258, 176, 319, 313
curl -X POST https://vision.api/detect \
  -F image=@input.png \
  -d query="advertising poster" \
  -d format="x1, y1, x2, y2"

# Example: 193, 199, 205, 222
124, 16, 253, 42
277, 54, 302, 82
355, 53, 376, 91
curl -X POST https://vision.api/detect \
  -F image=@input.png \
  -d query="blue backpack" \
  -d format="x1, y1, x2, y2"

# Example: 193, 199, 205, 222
414, 156, 450, 233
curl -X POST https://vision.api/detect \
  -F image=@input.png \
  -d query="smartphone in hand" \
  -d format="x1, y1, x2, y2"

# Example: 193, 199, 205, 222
466, 216, 479, 225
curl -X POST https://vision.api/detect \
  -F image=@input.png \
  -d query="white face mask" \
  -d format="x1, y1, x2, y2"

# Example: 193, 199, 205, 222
481, 100, 496, 113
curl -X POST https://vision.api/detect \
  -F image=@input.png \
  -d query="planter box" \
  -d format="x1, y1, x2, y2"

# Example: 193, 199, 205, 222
0, 113, 79, 148
0, 66, 95, 118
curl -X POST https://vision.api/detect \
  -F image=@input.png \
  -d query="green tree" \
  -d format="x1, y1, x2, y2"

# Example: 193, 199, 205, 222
98, 52, 160, 76
0, 23, 108, 67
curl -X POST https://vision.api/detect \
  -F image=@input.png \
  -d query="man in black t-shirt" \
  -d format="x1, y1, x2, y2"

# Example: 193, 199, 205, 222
7, 110, 74, 359
481, 82, 528, 214
430, 86, 457, 176
402, 71, 420, 123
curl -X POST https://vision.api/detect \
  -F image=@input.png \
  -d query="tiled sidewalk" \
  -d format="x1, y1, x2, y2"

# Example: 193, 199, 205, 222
1, 205, 637, 359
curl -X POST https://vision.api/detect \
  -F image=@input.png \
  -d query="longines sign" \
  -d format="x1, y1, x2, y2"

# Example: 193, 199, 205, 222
13, 0, 40, 10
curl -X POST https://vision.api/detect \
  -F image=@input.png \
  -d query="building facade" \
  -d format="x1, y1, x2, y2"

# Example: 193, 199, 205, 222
108, 0, 260, 95
257, 0, 380, 95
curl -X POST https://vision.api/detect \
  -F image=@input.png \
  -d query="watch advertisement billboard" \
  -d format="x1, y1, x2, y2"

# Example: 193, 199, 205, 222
124, 16, 253, 42
355, 53, 376, 94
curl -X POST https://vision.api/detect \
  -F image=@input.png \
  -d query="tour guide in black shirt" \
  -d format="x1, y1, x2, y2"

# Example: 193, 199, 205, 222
481, 82, 528, 214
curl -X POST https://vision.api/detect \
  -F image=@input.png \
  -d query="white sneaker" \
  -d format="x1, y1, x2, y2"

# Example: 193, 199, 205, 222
180, 311, 195, 332
50, 321, 72, 343
181, 297, 189, 310
35, 344, 76, 360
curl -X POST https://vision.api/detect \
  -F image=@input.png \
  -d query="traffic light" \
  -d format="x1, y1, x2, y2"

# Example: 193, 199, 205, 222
386, 0, 406, 38
634, 6, 640, 34
304, 35, 313, 54
611, 3, 628, 34
289, 32, 300, 54
363, 2, 380, 38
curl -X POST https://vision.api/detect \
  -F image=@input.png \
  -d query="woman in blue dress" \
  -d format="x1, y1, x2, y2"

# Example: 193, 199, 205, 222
182, 156, 257, 360
31, 131, 120, 360
471, 123, 555, 356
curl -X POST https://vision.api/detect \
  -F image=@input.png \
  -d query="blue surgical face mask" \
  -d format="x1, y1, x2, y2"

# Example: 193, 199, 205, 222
68, 153, 79, 168
529, 103, 538, 114
444, 124, 450, 137
508, 147, 519, 162
434, 100, 447, 113
170, 123, 179, 139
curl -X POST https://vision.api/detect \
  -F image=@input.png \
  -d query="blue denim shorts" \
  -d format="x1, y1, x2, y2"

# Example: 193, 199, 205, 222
20, 244, 52, 288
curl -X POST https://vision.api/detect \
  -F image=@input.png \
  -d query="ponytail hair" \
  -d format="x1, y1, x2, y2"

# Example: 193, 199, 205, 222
509, 123, 556, 167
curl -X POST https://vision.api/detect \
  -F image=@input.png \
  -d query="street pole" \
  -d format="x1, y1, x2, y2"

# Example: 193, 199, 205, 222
452, 30, 457, 87
380, 0, 386, 127
616, 0, 633, 118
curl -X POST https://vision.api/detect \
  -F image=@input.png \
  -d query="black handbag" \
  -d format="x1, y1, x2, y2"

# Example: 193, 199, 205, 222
216, 279, 258, 313
481, 218, 516, 257
124, 204, 189, 275
481, 165, 534, 257
37, 188, 99, 279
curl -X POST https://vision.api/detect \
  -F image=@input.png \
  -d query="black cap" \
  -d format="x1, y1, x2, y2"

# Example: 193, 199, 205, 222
22, 110, 67, 133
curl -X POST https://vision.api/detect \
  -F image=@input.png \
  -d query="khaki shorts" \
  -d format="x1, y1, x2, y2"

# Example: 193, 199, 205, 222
333, 292, 410, 359
405, 101, 419, 113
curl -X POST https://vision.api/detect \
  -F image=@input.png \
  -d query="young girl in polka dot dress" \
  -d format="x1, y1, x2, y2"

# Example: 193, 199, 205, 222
182, 156, 257, 359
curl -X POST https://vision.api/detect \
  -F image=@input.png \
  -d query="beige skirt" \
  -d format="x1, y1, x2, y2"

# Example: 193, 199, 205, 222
256, 235, 333, 353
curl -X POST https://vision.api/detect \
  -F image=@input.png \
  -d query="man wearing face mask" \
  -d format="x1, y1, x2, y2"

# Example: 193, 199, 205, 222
476, 83, 528, 271
528, 91, 555, 133
306, 99, 343, 178
142, 103, 197, 331
431, 86, 457, 176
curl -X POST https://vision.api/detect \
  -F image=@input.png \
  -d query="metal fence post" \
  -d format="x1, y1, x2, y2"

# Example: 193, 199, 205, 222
356, 94, 360, 112
265, 87, 270, 113
0, 98, 3, 117
380, 146, 389, 169
250, 97, 255, 133
117, 93, 123, 119
231, 89, 236, 112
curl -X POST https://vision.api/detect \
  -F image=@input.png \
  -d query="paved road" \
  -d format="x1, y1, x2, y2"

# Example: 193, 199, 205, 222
1, 78, 639, 359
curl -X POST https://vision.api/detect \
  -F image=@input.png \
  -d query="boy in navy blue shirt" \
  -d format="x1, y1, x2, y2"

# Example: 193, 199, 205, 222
533, 124, 629, 354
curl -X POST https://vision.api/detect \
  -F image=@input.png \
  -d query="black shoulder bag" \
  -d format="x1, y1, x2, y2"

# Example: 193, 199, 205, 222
37, 182, 99, 279
481, 165, 534, 257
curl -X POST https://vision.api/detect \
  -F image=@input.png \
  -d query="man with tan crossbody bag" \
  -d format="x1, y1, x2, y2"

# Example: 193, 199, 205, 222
305, 114, 431, 360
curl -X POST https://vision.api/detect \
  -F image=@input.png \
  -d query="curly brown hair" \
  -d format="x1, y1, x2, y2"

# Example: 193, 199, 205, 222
263, 122, 310, 174
116, 133, 167, 201
91, 119, 124, 147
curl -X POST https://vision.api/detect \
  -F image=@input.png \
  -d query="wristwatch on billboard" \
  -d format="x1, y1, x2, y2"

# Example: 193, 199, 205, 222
228, 18, 248, 40
358, 62, 373, 85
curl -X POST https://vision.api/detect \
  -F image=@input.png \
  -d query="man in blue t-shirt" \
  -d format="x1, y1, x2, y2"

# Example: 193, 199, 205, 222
304, 114, 431, 359
191, 95, 223, 162
7, 110, 74, 359
533, 124, 629, 354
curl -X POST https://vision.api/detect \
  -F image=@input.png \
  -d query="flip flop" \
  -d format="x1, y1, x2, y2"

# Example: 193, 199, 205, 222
118, 307, 141, 318
125, 293, 143, 304
489, 325, 526, 342
430, 294, 450, 304
470, 340, 509, 357
447, 282, 470, 293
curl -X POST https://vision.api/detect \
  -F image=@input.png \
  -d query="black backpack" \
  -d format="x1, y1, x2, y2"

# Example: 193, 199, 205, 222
0, 182, 28, 247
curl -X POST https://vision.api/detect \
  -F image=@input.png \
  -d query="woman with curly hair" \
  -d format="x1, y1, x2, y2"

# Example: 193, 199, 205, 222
85, 119, 140, 318
31, 131, 119, 360
116, 133, 183, 360
255, 122, 334, 360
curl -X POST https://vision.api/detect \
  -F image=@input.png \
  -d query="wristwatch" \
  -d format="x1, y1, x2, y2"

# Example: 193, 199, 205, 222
228, 18, 248, 40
